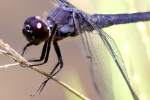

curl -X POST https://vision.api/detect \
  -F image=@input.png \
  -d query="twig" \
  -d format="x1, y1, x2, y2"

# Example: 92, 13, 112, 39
0, 39, 90, 100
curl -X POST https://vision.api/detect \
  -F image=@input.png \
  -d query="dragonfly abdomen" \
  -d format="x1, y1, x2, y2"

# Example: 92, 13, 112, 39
92, 12, 150, 28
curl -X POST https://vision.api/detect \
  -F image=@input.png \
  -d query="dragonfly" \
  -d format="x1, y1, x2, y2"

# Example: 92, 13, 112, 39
21, 0, 150, 99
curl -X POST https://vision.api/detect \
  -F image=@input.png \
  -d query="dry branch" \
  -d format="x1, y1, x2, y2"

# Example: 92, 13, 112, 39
0, 39, 90, 100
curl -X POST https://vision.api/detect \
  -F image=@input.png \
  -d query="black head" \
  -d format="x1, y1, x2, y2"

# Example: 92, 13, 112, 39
22, 16, 49, 45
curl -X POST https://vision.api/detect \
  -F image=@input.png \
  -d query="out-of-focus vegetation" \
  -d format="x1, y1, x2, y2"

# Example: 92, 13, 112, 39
64, 0, 150, 100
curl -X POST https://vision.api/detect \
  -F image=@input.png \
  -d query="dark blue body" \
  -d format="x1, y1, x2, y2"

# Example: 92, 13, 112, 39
47, 7, 93, 40
47, 5, 150, 41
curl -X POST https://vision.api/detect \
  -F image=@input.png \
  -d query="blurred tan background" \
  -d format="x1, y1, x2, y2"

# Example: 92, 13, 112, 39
0, 0, 99, 100
0, 0, 150, 100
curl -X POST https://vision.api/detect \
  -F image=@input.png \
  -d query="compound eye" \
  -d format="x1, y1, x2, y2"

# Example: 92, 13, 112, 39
25, 24, 32, 33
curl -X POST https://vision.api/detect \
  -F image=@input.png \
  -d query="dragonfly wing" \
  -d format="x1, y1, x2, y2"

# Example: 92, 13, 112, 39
72, 11, 115, 100
82, 31, 116, 100
87, 19, 139, 100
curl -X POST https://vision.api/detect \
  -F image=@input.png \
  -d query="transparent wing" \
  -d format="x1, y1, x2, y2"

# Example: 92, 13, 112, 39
80, 27, 115, 100
86, 19, 139, 100
72, 10, 115, 99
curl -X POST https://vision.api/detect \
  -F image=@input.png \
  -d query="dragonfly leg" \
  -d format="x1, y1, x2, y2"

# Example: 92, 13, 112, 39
29, 41, 52, 96
50, 40, 63, 77
21, 42, 33, 56
29, 41, 51, 66
28, 41, 48, 62
31, 40, 63, 96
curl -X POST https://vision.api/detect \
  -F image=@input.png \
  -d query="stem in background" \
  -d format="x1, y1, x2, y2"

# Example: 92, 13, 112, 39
0, 39, 90, 100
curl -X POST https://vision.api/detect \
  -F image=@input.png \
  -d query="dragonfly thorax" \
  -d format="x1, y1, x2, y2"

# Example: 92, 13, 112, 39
22, 16, 49, 45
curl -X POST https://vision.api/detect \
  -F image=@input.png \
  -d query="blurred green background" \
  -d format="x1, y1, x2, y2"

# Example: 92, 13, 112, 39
0, 0, 150, 100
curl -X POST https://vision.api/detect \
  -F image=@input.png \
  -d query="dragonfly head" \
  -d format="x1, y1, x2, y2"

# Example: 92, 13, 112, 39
22, 16, 49, 45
